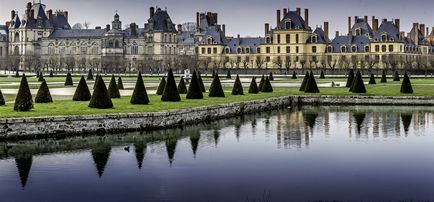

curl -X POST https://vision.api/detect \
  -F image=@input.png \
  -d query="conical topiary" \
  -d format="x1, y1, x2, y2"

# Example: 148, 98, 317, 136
73, 76, 92, 101
49, 70, 54, 77
38, 73, 44, 82
186, 70, 203, 99
65, 72, 73, 86
212, 70, 216, 78
14, 74, 33, 111
198, 71, 206, 92
393, 71, 400, 81
209, 73, 225, 97
269, 72, 274, 81
156, 76, 166, 95
304, 71, 320, 93
299, 72, 310, 92
161, 68, 181, 102
35, 79, 53, 103
130, 72, 149, 104
292, 71, 297, 79
258, 75, 265, 91
0, 90, 5, 106
350, 70, 366, 93
93, 74, 100, 89
248, 77, 259, 94
108, 75, 120, 98
177, 77, 187, 94
320, 70, 325, 79
226, 71, 231, 79
261, 76, 273, 93
400, 72, 413, 94
87, 69, 94, 80
346, 69, 355, 87
117, 77, 124, 90
368, 74, 376, 84
381, 70, 387, 83
232, 74, 244, 95
88, 76, 113, 109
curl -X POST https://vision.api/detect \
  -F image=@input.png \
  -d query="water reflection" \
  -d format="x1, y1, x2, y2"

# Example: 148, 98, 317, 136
2, 106, 434, 200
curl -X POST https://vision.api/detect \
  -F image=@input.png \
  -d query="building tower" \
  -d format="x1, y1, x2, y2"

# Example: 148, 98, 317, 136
112, 11, 122, 30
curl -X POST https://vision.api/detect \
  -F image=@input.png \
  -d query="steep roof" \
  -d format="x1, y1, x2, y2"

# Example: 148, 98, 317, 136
351, 18, 373, 37
199, 25, 227, 44
48, 29, 107, 38
277, 11, 307, 30
307, 27, 328, 44
330, 35, 370, 52
227, 37, 265, 54
373, 21, 402, 42
145, 8, 176, 33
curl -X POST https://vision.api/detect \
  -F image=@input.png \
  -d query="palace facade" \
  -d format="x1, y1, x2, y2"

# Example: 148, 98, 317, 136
1, 2, 434, 72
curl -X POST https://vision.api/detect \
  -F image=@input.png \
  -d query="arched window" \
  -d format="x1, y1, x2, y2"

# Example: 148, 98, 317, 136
365, 46, 370, 52
266, 37, 271, 44
285, 20, 292, 29
389, 45, 394, 52
381, 34, 387, 42
114, 40, 120, 48
312, 36, 317, 43
14, 46, 19, 55
352, 46, 357, 52
341, 46, 346, 53
237, 47, 242, 54
381, 45, 387, 52
245, 48, 250, 53
14, 33, 19, 42
108, 40, 114, 48
207, 37, 212, 44
225, 47, 230, 54
356, 28, 361, 36
327, 46, 332, 53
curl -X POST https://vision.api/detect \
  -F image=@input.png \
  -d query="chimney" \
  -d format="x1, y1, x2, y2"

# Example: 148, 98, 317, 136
237, 34, 241, 46
304, 9, 309, 28
106, 24, 111, 31
11, 10, 15, 20
30, 9, 34, 20
131, 23, 137, 35
265, 23, 269, 35
413, 23, 419, 46
26, 2, 32, 10
324, 22, 329, 41
222, 24, 226, 35
420, 24, 425, 38
47, 10, 53, 24
276, 10, 281, 27
214, 13, 218, 25
335, 31, 339, 38
395, 19, 400, 32
372, 16, 378, 33
400, 32, 405, 40
427, 27, 430, 38
355, 16, 359, 22
196, 12, 200, 27
64, 11, 68, 21
150, 7, 155, 18
364, 16, 368, 22
348, 16, 351, 34
296, 8, 301, 16
177, 24, 182, 34
283, 8, 288, 15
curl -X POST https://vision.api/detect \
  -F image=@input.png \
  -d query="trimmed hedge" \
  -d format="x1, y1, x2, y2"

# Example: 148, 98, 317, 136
400, 72, 413, 94
350, 70, 366, 93
65, 72, 73, 86
87, 69, 94, 80
393, 71, 400, 81
299, 72, 310, 92
248, 77, 259, 94
177, 77, 188, 94
88, 76, 113, 109
130, 72, 149, 105
381, 70, 387, 83
232, 74, 244, 95
14, 75, 33, 111
108, 75, 121, 98
346, 69, 355, 87
35, 79, 53, 103
261, 76, 273, 92
117, 77, 124, 90
209, 73, 225, 97
73, 76, 92, 101
161, 68, 181, 102
269, 72, 274, 81
156, 76, 166, 95
304, 71, 320, 93
292, 71, 297, 79
258, 75, 265, 91
368, 74, 376, 84
320, 70, 325, 79
198, 71, 206, 92
0, 90, 5, 106
186, 70, 203, 99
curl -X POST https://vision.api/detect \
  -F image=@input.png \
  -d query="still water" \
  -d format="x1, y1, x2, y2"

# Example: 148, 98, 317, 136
1, 106, 434, 201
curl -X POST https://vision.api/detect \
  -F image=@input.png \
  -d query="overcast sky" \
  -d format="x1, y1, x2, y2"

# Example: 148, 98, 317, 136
1, 0, 433, 37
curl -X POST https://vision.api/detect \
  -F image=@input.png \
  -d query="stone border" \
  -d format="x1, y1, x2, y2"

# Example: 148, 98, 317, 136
1, 95, 434, 139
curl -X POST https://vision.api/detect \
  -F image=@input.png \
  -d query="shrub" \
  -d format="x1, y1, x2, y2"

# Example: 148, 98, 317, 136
35, 79, 53, 103
345, 69, 355, 87
73, 76, 92, 101
393, 71, 400, 81
261, 76, 273, 92
117, 77, 124, 90
226, 70, 231, 79
156, 76, 166, 95
304, 71, 320, 93
350, 70, 366, 93
400, 72, 413, 94
197, 71, 206, 92
161, 68, 181, 102
258, 75, 265, 91
177, 77, 187, 94
186, 70, 203, 99
49, 70, 54, 77
248, 77, 259, 94
209, 73, 225, 97
93, 74, 100, 89
232, 74, 244, 95
88, 76, 113, 109
320, 70, 325, 79
108, 75, 121, 98
38, 73, 44, 82
14, 74, 33, 111
87, 69, 94, 80
0, 90, 5, 106
299, 72, 310, 92
269, 72, 274, 81
130, 72, 149, 104
65, 72, 73, 86
368, 74, 376, 84
381, 70, 387, 83
292, 71, 297, 79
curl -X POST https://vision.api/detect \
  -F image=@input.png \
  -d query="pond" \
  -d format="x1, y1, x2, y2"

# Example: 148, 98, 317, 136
1, 106, 434, 201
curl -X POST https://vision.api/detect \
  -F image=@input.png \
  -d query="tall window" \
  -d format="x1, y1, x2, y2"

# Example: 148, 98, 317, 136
341, 46, 346, 53
389, 45, 394, 52
381, 45, 387, 52
352, 46, 357, 52
327, 46, 332, 53
266, 47, 270, 53
286, 46, 290, 53
296, 46, 299, 53
132, 43, 138, 55
375, 45, 380, 52
286, 34, 290, 44
312, 46, 317, 53
295, 34, 299, 43
277, 35, 281, 44
365, 46, 370, 52
213, 48, 217, 54
207, 48, 211, 54
277, 47, 281, 53
381, 34, 387, 42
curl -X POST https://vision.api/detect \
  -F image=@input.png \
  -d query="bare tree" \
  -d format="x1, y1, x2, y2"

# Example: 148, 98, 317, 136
255, 56, 264, 70
83, 21, 91, 29
272, 56, 283, 71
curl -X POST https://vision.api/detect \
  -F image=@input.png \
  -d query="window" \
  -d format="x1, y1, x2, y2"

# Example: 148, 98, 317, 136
312, 46, 317, 53
108, 40, 114, 48
286, 46, 290, 53
382, 45, 387, 52
277, 35, 281, 44
207, 48, 211, 54
14, 46, 19, 55
381, 34, 387, 42
115, 40, 120, 48
389, 45, 394, 52
93, 47, 99, 54
285, 21, 292, 29
277, 47, 281, 53
225, 48, 230, 54
201, 48, 205, 54
237, 48, 242, 54
246, 48, 250, 53
266, 47, 270, 53
352, 46, 357, 52
341, 46, 346, 53
356, 28, 361, 36
213, 48, 217, 54
365, 46, 370, 52
286, 34, 290, 44
312, 36, 317, 43
375, 45, 380, 52
0, 47, 2, 56
14, 33, 19, 42
81, 47, 87, 54
266, 37, 271, 44
266, 56, 270, 62
295, 34, 299, 43
208, 38, 212, 44
296, 46, 299, 53
257, 48, 261, 53
327, 46, 332, 53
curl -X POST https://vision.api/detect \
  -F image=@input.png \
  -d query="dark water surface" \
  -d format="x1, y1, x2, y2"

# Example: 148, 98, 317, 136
1, 106, 434, 202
